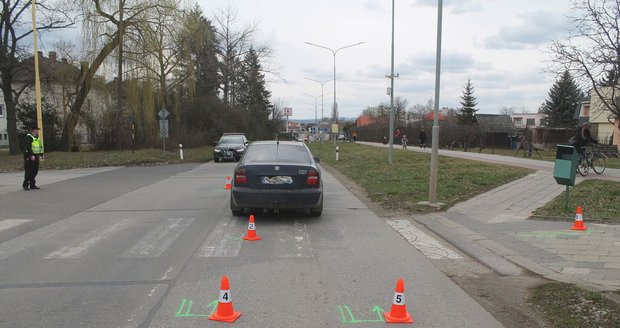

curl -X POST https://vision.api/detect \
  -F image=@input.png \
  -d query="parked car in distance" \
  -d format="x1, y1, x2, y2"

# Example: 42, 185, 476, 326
213, 133, 248, 162
230, 141, 323, 217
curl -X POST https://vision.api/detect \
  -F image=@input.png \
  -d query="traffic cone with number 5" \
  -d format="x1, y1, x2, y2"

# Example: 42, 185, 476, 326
209, 275, 242, 323
384, 278, 414, 323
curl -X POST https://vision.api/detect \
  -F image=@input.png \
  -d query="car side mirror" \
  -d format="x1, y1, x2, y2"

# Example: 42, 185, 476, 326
314, 157, 320, 163
213, 141, 219, 146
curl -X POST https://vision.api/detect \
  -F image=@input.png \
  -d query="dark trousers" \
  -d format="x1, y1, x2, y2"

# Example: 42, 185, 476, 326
23, 156, 40, 188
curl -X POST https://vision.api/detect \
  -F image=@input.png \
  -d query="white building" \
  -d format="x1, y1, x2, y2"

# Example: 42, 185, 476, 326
510, 113, 545, 129
0, 92, 7, 146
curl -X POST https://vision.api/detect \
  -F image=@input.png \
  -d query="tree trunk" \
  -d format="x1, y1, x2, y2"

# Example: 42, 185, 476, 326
60, 33, 121, 150
60, 112, 79, 151
1, 66, 20, 154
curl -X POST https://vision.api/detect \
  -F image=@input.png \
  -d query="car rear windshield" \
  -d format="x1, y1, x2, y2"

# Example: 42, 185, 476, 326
219, 136, 244, 144
244, 144, 311, 163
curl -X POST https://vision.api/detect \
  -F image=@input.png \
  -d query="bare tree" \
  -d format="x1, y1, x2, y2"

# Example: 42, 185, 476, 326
212, 7, 273, 106
499, 106, 516, 116
0, 0, 74, 154
548, 0, 620, 122
60, 0, 169, 150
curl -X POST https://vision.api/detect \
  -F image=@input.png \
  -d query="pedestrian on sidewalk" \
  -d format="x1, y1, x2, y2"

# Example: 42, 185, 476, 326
401, 134, 408, 149
22, 126, 44, 190
419, 130, 427, 149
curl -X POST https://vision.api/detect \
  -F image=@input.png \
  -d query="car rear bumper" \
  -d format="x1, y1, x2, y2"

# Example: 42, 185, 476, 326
231, 187, 323, 209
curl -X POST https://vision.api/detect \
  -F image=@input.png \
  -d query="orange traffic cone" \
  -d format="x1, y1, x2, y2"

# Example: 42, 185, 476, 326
570, 206, 588, 231
242, 215, 262, 241
384, 278, 414, 323
225, 176, 232, 190
208, 275, 242, 323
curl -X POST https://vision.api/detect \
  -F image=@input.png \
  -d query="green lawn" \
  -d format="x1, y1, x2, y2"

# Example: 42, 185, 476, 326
308, 142, 533, 213
454, 147, 620, 169
0, 146, 213, 172
532, 179, 620, 223
530, 283, 620, 328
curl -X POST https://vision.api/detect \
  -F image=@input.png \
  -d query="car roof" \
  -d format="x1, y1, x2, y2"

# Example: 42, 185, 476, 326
222, 133, 245, 136
250, 140, 303, 146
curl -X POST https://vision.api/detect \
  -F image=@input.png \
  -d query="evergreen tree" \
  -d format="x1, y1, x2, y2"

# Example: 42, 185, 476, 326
180, 6, 220, 98
236, 47, 272, 139
457, 78, 478, 124
540, 70, 584, 127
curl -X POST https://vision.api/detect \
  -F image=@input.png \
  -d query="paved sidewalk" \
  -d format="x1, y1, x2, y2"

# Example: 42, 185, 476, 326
358, 142, 620, 290
413, 171, 620, 291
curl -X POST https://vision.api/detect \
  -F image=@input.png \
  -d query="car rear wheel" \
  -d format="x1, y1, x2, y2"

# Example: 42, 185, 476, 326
308, 200, 323, 217
231, 195, 243, 216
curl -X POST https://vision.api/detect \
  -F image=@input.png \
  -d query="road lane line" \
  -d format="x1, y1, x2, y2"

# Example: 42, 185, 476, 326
198, 216, 243, 257
0, 219, 73, 260
0, 219, 32, 233
387, 219, 462, 260
276, 219, 313, 258
121, 218, 194, 258
45, 219, 133, 259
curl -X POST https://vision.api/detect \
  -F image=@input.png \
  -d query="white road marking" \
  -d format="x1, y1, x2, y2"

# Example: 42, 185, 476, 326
387, 219, 462, 260
0, 219, 32, 233
276, 220, 313, 258
0, 219, 73, 259
121, 218, 194, 258
198, 216, 244, 257
45, 219, 133, 259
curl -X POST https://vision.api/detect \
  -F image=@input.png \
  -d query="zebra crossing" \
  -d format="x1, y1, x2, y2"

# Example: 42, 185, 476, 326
0, 215, 314, 261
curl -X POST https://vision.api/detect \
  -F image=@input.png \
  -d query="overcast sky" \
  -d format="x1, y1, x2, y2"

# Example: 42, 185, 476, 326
195, 0, 573, 120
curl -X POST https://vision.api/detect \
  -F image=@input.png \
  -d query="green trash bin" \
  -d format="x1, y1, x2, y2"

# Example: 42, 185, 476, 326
553, 145, 577, 186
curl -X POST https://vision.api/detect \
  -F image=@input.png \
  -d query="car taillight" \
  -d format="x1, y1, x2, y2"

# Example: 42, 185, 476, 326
234, 168, 247, 185
307, 169, 319, 186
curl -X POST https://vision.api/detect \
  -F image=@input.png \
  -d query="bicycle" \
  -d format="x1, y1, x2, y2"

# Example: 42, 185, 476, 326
576, 145, 606, 176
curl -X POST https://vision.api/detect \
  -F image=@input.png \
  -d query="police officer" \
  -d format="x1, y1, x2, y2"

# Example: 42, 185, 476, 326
23, 126, 44, 190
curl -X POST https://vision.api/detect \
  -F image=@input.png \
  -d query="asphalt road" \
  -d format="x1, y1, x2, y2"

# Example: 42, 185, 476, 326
0, 162, 503, 327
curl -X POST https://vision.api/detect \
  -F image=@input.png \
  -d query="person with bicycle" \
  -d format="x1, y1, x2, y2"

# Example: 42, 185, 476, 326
570, 123, 598, 158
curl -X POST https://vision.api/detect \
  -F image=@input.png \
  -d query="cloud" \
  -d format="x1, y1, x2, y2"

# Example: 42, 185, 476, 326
483, 11, 568, 49
398, 52, 492, 76
414, 0, 484, 14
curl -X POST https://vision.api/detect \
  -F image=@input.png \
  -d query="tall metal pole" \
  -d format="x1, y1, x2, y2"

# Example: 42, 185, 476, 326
30, 0, 43, 143
303, 93, 320, 135
305, 77, 334, 121
429, 0, 444, 204
305, 42, 364, 143
387, 0, 397, 164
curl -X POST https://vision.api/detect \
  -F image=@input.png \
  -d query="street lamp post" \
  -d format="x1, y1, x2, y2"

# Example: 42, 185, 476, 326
302, 93, 321, 134
304, 77, 334, 121
386, 0, 399, 165
304, 41, 364, 139
429, 0, 444, 204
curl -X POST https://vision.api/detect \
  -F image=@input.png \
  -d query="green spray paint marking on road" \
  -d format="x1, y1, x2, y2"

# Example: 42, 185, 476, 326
338, 305, 386, 324
174, 299, 218, 317
517, 230, 591, 239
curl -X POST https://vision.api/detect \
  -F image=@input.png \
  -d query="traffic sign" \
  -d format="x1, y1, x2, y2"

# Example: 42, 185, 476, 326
159, 119, 169, 138
158, 108, 170, 120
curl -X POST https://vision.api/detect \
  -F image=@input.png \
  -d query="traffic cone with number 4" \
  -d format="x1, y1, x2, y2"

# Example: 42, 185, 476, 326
571, 206, 588, 231
208, 275, 242, 323
242, 215, 262, 241
384, 278, 414, 323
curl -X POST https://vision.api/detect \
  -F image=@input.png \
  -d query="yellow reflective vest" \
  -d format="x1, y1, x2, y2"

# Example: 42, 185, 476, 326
28, 134, 44, 154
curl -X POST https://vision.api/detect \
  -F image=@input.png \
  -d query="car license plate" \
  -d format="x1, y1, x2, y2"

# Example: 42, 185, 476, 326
262, 176, 293, 184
